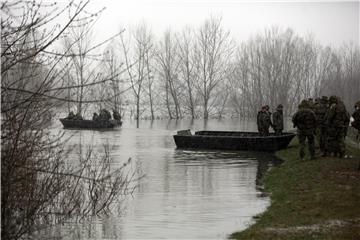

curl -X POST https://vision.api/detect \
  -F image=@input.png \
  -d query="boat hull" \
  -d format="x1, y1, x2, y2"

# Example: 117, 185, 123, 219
59, 118, 122, 129
173, 130, 295, 152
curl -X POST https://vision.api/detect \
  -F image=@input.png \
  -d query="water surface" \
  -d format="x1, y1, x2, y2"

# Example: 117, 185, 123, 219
51, 118, 280, 239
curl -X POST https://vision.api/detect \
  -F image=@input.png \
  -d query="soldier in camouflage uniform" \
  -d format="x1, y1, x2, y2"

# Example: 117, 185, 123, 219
292, 100, 317, 160
257, 106, 265, 134
307, 98, 315, 111
99, 109, 111, 121
351, 101, 360, 131
272, 104, 284, 135
314, 96, 329, 153
257, 105, 273, 136
324, 96, 350, 158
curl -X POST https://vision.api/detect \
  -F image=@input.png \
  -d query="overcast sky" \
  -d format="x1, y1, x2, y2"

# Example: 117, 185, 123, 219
82, 0, 359, 48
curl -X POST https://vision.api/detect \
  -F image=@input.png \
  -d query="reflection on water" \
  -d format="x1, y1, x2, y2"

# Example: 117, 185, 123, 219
48, 118, 281, 239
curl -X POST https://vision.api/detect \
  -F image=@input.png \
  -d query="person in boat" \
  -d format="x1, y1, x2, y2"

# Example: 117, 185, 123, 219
66, 111, 75, 119
272, 104, 284, 135
257, 105, 273, 136
324, 96, 350, 158
256, 107, 264, 133
92, 112, 99, 121
112, 109, 121, 121
264, 105, 274, 134
292, 100, 317, 160
74, 112, 83, 120
99, 109, 111, 121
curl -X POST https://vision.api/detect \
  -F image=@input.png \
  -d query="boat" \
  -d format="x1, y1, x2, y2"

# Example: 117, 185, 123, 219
173, 130, 295, 152
59, 118, 122, 129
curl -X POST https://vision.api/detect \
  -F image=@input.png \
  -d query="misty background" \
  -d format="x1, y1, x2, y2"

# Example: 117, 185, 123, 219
49, 0, 360, 120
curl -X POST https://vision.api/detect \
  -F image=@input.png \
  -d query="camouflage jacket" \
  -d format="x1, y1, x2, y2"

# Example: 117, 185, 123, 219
257, 111, 272, 129
326, 102, 350, 128
351, 109, 360, 130
313, 102, 328, 125
272, 110, 284, 130
292, 108, 317, 133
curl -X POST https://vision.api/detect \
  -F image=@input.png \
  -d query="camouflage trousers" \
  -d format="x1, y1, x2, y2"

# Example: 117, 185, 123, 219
325, 127, 345, 156
316, 126, 327, 152
259, 127, 270, 136
297, 131, 315, 159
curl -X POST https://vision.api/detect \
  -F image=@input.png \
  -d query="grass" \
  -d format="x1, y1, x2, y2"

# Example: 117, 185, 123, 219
229, 136, 360, 240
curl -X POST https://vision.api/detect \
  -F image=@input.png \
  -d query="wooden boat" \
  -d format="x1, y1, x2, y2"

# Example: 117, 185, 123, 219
173, 130, 295, 152
59, 118, 122, 129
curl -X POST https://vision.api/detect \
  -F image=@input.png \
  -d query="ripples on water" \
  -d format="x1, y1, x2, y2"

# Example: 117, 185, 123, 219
47, 118, 282, 239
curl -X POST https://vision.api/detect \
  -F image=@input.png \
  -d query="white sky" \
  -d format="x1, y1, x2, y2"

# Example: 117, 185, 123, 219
74, 0, 359, 48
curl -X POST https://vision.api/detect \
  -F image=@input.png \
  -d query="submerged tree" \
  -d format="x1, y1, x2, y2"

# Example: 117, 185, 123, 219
194, 17, 234, 119
156, 29, 182, 119
120, 22, 153, 126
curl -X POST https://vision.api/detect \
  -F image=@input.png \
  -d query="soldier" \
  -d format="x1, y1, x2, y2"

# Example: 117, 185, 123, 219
67, 111, 75, 119
99, 109, 111, 121
324, 96, 350, 158
352, 101, 360, 170
113, 109, 121, 121
261, 105, 273, 135
351, 101, 360, 132
292, 100, 317, 160
92, 112, 99, 121
272, 104, 284, 135
257, 106, 267, 135
74, 113, 83, 120
314, 96, 329, 153
257, 106, 273, 136
307, 98, 315, 111
264, 105, 274, 134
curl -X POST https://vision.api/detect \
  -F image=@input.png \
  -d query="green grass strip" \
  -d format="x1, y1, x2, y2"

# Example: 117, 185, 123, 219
230, 137, 360, 240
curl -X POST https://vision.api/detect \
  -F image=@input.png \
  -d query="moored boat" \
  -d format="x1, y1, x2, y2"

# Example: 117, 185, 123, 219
59, 118, 122, 129
173, 130, 295, 151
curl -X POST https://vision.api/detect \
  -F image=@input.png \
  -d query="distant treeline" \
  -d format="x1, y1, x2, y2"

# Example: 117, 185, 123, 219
67, 18, 358, 119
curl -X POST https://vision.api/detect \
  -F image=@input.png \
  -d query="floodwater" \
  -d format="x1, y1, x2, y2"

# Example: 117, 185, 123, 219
49, 118, 283, 239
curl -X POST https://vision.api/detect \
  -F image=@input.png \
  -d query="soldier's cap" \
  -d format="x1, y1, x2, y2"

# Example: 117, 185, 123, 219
355, 101, 360, 108
264, 105, 270, 110
261, 106, 267, 110
276, 104, 283, 109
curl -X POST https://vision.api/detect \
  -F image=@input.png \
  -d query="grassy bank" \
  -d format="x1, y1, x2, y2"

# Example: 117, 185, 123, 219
230, 136, 360, 240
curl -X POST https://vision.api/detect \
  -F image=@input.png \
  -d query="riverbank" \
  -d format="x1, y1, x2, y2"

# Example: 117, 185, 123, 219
230, 134, 360, 240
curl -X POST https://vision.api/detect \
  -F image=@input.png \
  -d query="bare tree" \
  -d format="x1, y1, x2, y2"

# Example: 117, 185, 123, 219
194, 17, 234, 119
103, 44, 125, 115
145, 48, 156, 120
177, 27, 197, 119
1, 2, 138, 240
121, 23, 153, 126
156, 29, 182, 119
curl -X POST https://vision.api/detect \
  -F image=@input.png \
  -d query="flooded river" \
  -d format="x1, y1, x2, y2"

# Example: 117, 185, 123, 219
50, 118, 282, 239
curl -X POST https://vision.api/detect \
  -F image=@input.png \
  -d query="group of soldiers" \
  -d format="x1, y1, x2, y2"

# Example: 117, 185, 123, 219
293, 96, 360, 160
66, 109, 122, 122
92, 109, 121, 121
257, 104, 284, 136
256, 96, 360, 160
